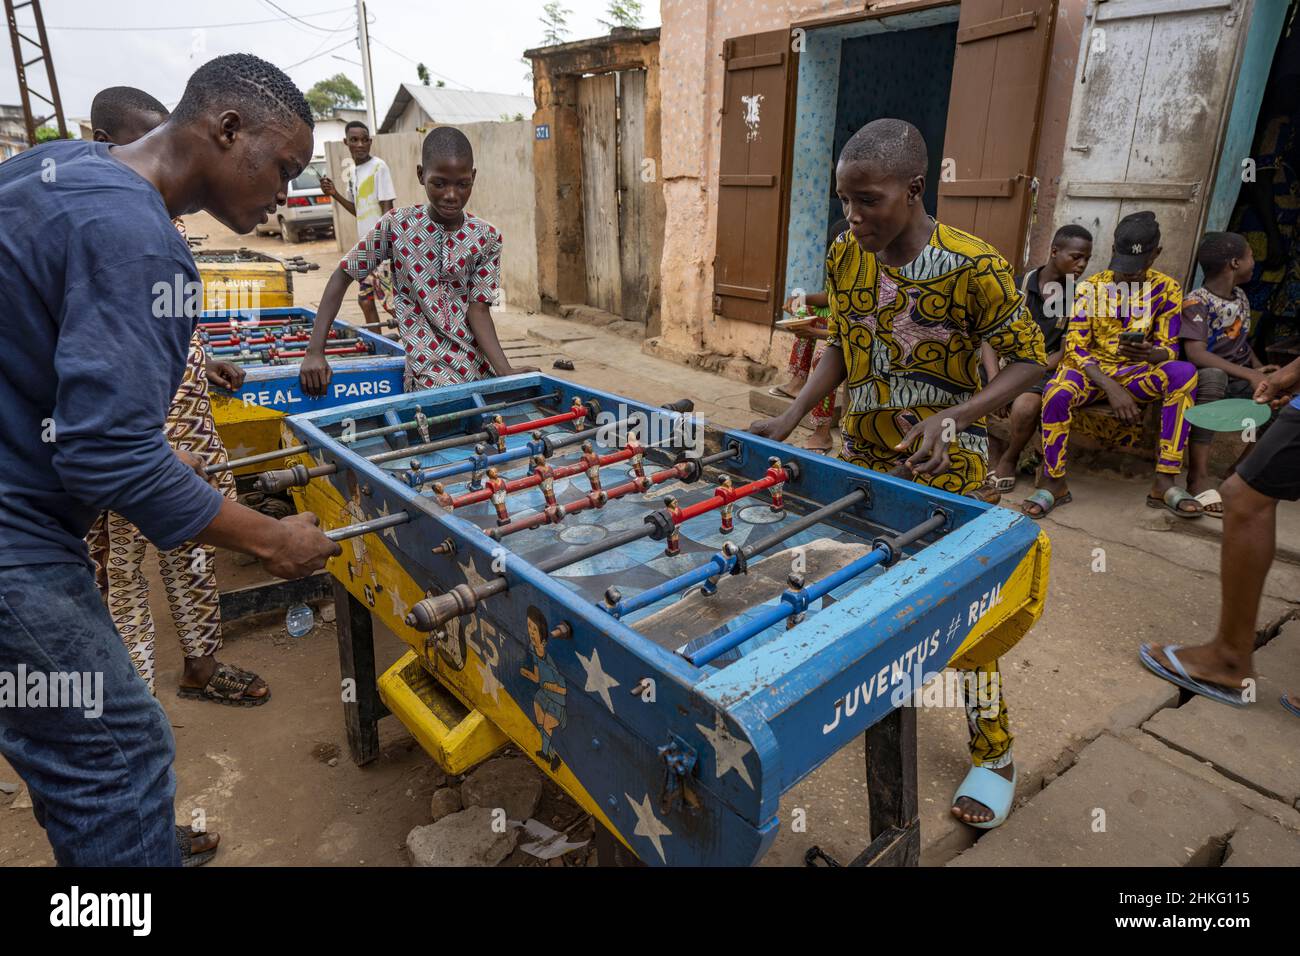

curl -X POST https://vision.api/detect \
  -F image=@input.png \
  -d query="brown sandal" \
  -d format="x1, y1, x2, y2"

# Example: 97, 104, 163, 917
177, 662, 271, 707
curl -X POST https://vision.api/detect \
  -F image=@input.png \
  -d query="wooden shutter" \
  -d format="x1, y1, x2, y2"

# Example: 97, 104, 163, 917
712, 29, 797, 324
1052, 0, 1250, 285
937, 0, 1058, 267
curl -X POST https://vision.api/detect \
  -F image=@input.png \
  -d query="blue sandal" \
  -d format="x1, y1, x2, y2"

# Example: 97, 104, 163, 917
952, 764, 1017, 830
1138, 644, 1248, 708
1282, 695, 1300, 719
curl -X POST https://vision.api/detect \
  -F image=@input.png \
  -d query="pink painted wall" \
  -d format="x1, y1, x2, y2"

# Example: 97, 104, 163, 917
656, 0, 1087, 370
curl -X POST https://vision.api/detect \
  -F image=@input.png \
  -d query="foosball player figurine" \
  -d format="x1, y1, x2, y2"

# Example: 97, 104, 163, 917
468, 442, 489, 491
430, 481, 453, 508
785, 572, 806, 630
491, 414, 508, 453
485, 467, 510, 525
570, 395, 588, 430
414, 408, 431, 444
532, 454, 558, 508
665, 495, 682, 556
718, 475, 735, 535
628, 432, 647, 481
767, 456, 786, 514
580, 440, 602, 493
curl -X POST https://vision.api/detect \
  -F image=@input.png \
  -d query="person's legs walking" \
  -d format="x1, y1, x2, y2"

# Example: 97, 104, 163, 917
1187, 366, 1227, 498
0, 563, 179, 866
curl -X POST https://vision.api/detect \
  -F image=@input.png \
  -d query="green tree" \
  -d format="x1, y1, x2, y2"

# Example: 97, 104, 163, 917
34, 126, 67, 143
304, 73, 364, 121
417, 63, 431, 86
539, 1, 572, 45
436, 79, 446, 88
599, 0, 642, 29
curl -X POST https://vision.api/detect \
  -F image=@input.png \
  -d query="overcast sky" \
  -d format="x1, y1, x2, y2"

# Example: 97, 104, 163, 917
0, 0, 660, 122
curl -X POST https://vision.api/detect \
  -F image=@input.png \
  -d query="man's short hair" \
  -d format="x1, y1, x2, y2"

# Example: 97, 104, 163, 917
345, 120, 369, 136
90, 86, 168, 139
838, 118, 928, 181
1053, 223, 1093, 246
171, 53, 313, 131
421, 126, 474, 168
1196, 231, 1250, 276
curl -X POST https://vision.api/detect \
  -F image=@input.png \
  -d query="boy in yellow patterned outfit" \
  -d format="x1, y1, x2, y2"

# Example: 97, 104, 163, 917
751, 119, 1046, 829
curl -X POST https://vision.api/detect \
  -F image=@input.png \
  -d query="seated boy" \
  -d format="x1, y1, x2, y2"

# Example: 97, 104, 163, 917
1182, 231, 1277, 514
984, 224, 1093, 491
1026, 211, 1202, 518
750, 118, 1046, 830
301, 127, 536, 395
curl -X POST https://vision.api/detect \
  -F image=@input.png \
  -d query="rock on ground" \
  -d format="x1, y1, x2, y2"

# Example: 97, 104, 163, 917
406, 806, 517, 867
430, 787, 462, 822
460, 756, 542, 822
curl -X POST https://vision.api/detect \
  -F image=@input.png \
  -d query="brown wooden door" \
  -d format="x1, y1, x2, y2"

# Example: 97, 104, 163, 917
937, 0, 1058, 268
712, 29, 797, 325
579, 73, 622, 315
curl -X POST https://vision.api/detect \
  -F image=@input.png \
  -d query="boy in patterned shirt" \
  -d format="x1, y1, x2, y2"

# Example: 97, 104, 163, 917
300, 127, 536, 395
1182, 232, 1277, 513
750, 119, 1046, 831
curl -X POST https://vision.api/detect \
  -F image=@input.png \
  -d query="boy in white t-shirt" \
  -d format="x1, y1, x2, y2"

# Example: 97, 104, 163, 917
320, 120, 396, 329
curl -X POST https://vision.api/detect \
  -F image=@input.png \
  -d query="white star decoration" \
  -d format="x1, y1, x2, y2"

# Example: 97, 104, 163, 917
477, 658, 502, 704
696, 712, 754, 788
227, 443, 255, 460
377, 500, 399, 543
577, 648, 620, 713
624, 792, 671, 864
387, 585, 407, 621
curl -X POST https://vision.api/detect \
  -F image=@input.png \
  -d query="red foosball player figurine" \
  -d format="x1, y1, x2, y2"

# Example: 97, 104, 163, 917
665, 495, 682, 556
570, 395, 588, 430
485, 467, 510, 525
580, 440, 602, 493
718, 476, 735, 534
628, 432, 646, 481
532, 455, 557, 508
430, 482, 453, 508
767, 456, 786, 513
491, 414, 508, 453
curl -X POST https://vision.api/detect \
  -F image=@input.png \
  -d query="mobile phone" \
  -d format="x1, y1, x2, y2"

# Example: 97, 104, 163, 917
1118, 330, 1145, 345
894, 410, 922, 437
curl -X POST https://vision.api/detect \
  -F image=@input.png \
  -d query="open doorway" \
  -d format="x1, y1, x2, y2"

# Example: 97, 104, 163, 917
783, 7, 960, 301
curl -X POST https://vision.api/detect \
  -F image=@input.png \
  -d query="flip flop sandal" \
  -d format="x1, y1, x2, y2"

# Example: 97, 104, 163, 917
1146, 486, 1203, 518
1193, 488, 1224, 518
1138, 644, 1248, 708
177, 662, 272, 707
952, 764, 1017, 830
1020, 488, 1071, 519
1282, 695, 1300, 719
986, 473, 1017, 494
767, 385, 798, 399
177, 824, 218, 868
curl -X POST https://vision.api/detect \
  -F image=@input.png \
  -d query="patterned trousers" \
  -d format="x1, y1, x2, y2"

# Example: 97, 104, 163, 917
839, 435, 1012, 768
787, 334, 835, 426
1040, 361, 1197, 479
87, 332, 237, 694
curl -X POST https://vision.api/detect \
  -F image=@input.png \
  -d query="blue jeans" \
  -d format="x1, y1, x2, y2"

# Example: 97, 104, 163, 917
0, 562, 179, 866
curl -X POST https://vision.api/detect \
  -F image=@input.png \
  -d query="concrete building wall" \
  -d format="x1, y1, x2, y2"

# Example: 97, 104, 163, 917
657, 0, 1086, 372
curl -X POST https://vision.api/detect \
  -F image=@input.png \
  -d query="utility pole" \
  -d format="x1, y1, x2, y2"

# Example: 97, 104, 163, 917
356, 0, 377, 134
4, 0, 66, 145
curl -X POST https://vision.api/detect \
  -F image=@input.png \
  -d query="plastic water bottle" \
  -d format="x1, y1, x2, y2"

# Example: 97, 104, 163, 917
285, 603, 315, 638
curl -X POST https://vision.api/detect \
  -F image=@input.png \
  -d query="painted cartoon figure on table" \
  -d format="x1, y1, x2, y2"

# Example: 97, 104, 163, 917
519, 605, 567, 773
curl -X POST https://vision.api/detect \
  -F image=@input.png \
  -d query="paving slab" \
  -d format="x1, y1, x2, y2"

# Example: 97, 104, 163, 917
949, 732, 1239, 867
1142, 627, 1300, 806
1223, 812, 1300, 866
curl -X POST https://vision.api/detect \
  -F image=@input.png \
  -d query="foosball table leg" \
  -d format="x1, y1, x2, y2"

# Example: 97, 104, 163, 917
853, 706, 920, 866
593, 822, 644, 867
332, 578, 388, 766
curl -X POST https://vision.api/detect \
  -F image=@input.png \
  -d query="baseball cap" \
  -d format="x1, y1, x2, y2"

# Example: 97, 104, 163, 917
1109, 211, 1160, 273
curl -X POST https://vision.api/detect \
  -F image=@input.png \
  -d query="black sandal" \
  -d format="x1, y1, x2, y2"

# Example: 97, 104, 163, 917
177, 824, 218, 867
177, 662, 271, 707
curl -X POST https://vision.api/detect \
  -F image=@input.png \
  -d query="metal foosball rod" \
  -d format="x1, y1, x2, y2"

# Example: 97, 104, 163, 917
402, 398, 694, 490
683, 511, 948, 668
323, 510, 412, 541
404, 445, 750, 632
487, 453, 795, 541
602, 476, 856, 621
209, 390, 561, 477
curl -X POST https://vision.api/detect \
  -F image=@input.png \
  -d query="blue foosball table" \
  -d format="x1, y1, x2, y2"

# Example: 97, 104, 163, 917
258, 374, 1049, 866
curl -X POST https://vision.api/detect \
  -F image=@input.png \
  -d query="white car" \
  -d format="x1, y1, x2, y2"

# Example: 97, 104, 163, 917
256, 159, 334, 243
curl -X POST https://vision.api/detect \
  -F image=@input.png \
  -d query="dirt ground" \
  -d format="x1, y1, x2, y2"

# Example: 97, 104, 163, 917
4, 212, 1297, 867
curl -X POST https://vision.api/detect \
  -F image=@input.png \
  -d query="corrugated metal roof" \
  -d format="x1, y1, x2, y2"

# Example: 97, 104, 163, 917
378, 83, 534, 133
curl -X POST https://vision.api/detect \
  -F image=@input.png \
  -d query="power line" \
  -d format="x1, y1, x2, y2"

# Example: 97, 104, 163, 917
368, 35, 472, 90
283, 36, 355, 70
258, 0, 348, 36
45, 5, 353, 32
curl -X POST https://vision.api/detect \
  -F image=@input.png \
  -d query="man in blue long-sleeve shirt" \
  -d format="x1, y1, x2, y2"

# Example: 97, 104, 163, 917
0, 53, 340, 866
